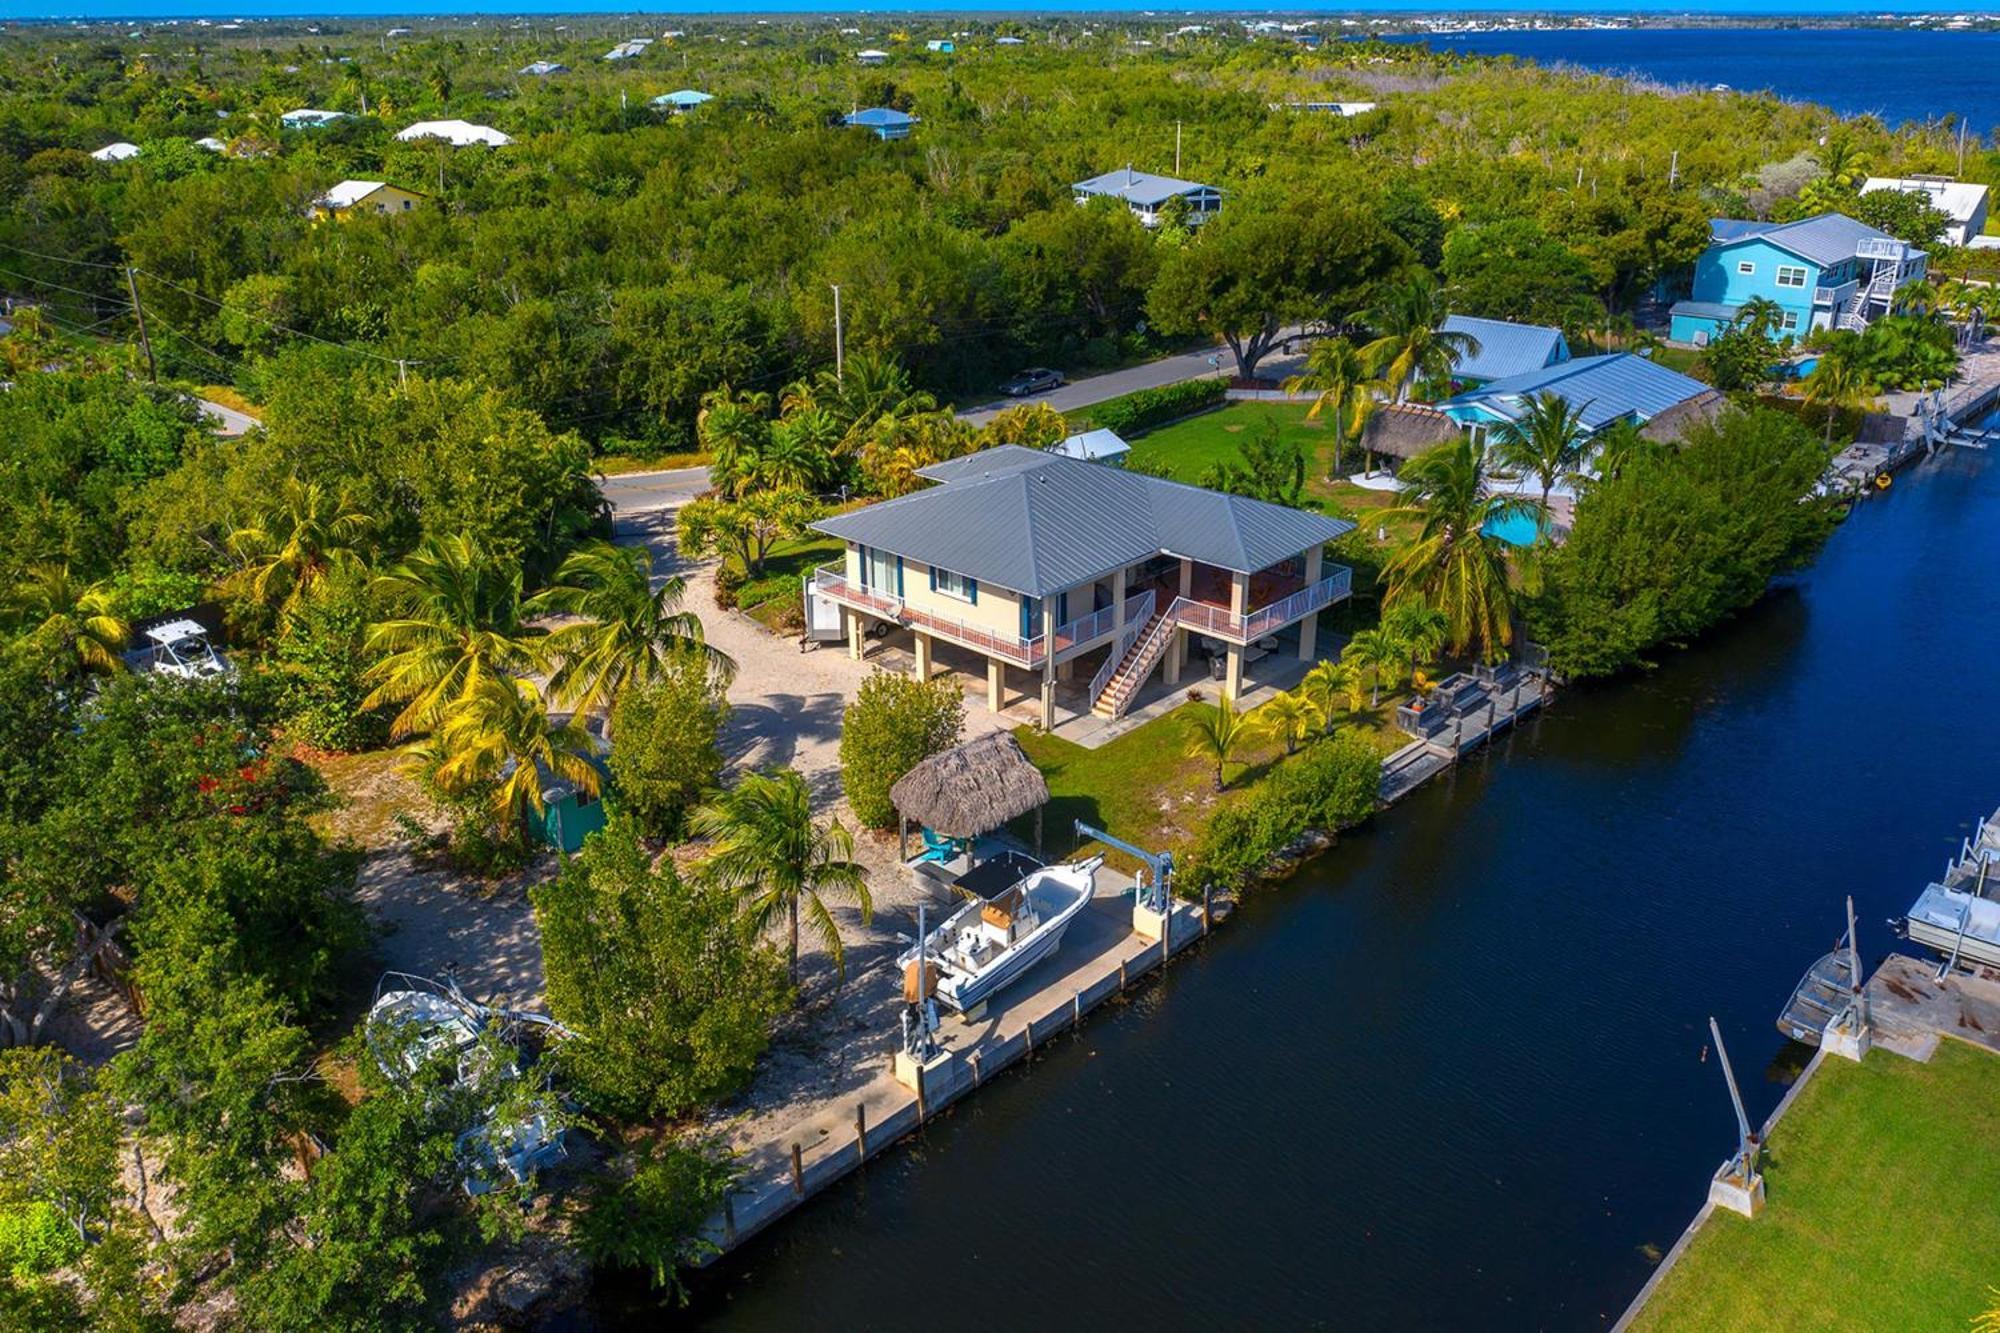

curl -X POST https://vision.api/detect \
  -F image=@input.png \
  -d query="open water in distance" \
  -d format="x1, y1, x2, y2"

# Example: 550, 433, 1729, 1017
654, 444, 2000, 1330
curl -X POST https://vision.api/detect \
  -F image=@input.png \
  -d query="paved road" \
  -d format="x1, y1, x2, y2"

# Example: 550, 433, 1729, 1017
597, 464, 711, 514
196, 396, 259, 437
957, 329, 1312, 426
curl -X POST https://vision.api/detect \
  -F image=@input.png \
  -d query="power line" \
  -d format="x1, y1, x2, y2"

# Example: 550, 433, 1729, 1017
131, 267, 416, 367
0, 240, 128, 272
0, 263, 131, 307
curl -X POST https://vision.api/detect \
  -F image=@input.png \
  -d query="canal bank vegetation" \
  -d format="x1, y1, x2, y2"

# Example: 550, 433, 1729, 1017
1629, 1041, 2000, 1331
1524, 406, 1838, 680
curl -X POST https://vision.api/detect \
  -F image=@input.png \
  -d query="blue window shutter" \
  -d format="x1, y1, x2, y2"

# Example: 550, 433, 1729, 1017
968, 578, 978, 606
1056, 591, 1068, 625
928, 566, 937, 593
859, 546, 869, 589
1020, 597, 1037, 640
896, 557, 905, 598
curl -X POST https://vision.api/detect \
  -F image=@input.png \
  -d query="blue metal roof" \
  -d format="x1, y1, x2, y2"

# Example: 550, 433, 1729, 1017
817, 446, 1352, 597
843, 107, 917, 128
1669, 300, 1742, 322
1072, 167, 1218, 208
652, 89, 713, 107
1707, 212, 1906, 267
1440, 353, 1711, 432
1441, 315, 1567, 383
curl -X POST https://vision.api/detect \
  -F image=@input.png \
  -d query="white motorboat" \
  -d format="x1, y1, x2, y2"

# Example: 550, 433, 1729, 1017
1906, 883, 2000, 970
900, 857, 1099, 1013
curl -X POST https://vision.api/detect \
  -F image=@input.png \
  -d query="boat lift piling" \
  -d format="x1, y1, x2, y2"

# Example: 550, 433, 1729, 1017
1706, 1017, 1766, 1219
1823, 896, 1873, 1062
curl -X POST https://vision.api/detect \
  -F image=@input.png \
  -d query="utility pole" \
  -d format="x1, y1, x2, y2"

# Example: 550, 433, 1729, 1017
1668, 148, 1679, 189
396, 358, 409, 387
124, 266, 156, 384
830, 283, 845, 382
1175, 120, 1182, 175
1957, 118, 1968, 177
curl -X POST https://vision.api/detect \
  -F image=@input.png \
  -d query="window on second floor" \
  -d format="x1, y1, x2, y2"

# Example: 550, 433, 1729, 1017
1776, 265, 1808, 289
1736, 261, 1756, 275
931, 567, 977, 603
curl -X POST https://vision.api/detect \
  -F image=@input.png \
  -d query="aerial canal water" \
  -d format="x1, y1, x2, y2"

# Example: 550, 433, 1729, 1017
668, 446, 2000, 1330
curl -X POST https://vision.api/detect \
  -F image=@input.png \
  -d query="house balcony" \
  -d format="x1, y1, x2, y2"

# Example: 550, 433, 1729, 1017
1135, 563, 1353, 645
1813, 279, 1859, 308
1855, 236, 1908, 263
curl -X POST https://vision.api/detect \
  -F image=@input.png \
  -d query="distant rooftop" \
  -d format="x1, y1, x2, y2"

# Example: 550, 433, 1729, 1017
1706, 212, 1913, 266
1441, 315, 1567, 383
1073, 166, 1216, 207
1442, 353, 1711, 432
1860, 176, 1989, 226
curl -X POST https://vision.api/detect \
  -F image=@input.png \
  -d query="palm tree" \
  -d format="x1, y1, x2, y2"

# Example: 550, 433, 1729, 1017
1490, 391, 1591, 513
427, 676, 602, 840
1340, 627, 1403, 706
364, 534, 543, 738
1259, 691, 1320, 756
690, 769, 871, 984
1183, 697, 1253, 790
527, 540, 733, 717
224, 477, 372, 618
6, 564, 129, 675
1282, 337, 1382, 478
1359, 272, 1481, 403
1801, 345, 1876, 447
1893, 280, 1939, 320
696, 386, 774, 498
1813, 132, 1870, 190
1588, 417, 1659, 485
1382, 600, 1449, 681
1382, 437, 1535, 661
1298, 659, 1347, 735
1736, 297, 1785, 341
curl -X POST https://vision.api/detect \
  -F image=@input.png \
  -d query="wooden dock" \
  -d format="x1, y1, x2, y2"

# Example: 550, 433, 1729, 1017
698, 667, 1554, 1257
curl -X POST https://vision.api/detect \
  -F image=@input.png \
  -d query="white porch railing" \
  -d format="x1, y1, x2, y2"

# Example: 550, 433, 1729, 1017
813, 565, 1047, 668
1167, 568, 1354, 644
1813, 279, 1858, 308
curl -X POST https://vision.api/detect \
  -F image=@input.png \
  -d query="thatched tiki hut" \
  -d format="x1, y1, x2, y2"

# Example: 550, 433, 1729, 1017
1356, 403, 1462, 472
888, 731, 1050, 861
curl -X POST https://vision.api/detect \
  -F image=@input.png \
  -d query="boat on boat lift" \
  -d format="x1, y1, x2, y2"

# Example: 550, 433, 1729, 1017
898, 856, 1100, 1013
1902, 806, 2000, 972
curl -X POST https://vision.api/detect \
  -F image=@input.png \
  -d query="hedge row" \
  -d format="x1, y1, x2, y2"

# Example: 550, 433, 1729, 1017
1180, 732, 1381, 896
1090, 377, 1229, 437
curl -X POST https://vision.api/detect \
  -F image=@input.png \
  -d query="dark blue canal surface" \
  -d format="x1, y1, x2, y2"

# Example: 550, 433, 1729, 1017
668, 446, 2000, 1331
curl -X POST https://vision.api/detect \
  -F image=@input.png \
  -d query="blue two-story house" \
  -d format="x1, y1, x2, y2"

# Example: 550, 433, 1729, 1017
1668, 213, 1927, 345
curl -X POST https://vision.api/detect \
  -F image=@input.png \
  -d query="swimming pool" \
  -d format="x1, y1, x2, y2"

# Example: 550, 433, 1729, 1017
1794, 356, 1819, 379
1481, 510, 1546, 547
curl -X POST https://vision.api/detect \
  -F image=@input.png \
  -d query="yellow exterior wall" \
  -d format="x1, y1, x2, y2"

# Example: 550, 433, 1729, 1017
324, 184, 426, 221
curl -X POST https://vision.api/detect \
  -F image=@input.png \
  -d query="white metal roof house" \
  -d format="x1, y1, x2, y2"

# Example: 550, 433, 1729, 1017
1441, 315, 1572, 386
652, 89, 714, 113
193, 136, 227, 152
280, 108, 348, 129
396, 119, 513, 147
603, 38, 653, 60
1073, 166, 1221, 227
90, 142, 141, 162
808, 445, 1353, 726
517, 60, 568, 77
1860, 176, 1991, 247
856, 48, 890, 64
1050, 427, 1131, 465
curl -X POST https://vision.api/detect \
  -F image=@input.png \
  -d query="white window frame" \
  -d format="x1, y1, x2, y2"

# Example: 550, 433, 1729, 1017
1780, 311, 1801, 333
933, 568, 974, 602
1736, 260, 1756, 276
1775, 265, 1808, 289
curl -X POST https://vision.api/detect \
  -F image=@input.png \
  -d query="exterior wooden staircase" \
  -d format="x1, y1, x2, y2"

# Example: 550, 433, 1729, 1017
1090, 606, 1174, 720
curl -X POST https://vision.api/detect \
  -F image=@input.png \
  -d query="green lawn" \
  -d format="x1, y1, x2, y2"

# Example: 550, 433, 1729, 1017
1630, 1040, 2000, 1332
736, 535, 845, 632
1124, 402, 1339, 485
1013, 689, 1407, 875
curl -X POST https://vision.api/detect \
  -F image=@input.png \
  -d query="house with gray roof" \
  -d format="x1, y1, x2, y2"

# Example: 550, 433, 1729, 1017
809, 446, 1352, 726
1669, 211, 1927, 344
1441, 315, 1571, 387
1073, 166, 1221, 228
1440, 352, 1711, 437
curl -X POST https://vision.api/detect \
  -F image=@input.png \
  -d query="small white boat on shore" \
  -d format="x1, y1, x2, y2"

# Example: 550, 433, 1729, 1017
900, 857, 1099, 1013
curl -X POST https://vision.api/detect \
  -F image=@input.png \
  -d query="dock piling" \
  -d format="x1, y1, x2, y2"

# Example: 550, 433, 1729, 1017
855, 1103, 868, 1160
789, 1143, 805, 1199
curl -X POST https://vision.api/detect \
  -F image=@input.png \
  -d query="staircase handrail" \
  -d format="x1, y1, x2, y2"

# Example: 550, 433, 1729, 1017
1087, 590, 1156, 705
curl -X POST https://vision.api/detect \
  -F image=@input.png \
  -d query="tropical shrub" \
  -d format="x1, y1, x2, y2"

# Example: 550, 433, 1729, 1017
535, 818, 791, 1122
277, 562, 386, 752
839, 671, 965, 828
606, 659, 729, 840
1090, 378, 1228, 437
1181, 732, 1380, 894
1526, 406, 1837, 679
573, 1140, 735, 1296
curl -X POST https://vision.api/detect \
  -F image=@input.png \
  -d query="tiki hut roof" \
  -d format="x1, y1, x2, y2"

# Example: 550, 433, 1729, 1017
1638, 389, 1728, 443
889, 731, 1049, 840
1358, 404, 1462, 460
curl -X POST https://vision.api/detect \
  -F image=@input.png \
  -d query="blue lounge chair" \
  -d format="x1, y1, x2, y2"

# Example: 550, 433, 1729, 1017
917, 828, 962, 864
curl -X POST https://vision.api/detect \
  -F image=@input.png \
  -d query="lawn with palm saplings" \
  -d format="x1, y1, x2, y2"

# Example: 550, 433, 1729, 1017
1629, 1040, 2000, 1332
1012, 686, 1407, 875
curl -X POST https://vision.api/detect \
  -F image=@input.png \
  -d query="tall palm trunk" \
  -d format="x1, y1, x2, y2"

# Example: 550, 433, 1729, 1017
789, 899, 801, 981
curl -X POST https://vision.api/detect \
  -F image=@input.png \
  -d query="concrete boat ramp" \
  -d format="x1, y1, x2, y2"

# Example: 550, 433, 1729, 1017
699, 660, 1555, 1257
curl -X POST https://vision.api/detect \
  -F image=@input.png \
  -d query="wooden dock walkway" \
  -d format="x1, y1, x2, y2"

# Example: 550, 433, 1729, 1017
698, 667, 1555, 1257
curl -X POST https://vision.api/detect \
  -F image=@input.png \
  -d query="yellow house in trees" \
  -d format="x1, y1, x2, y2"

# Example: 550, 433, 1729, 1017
310, 180, 426, 222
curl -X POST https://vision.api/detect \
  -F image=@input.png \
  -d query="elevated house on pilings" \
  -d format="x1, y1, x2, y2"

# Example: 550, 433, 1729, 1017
808, 445, 1354, 730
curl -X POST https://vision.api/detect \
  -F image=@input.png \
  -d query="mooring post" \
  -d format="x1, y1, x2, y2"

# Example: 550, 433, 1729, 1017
1486, 698, 1497, 739
723, 1190, 737, 1243
1025, 1018, 1035, 1057
855, 1102, 868, 1160
789, 1143, 805, 1199
1119, 960, 1127, 993
1161, 903, 1171, 965
915, 1064, 928, 1123
1202, 883, 1212, 933
1072, 990, 1081, 1028
970, 1050, 982, 1086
